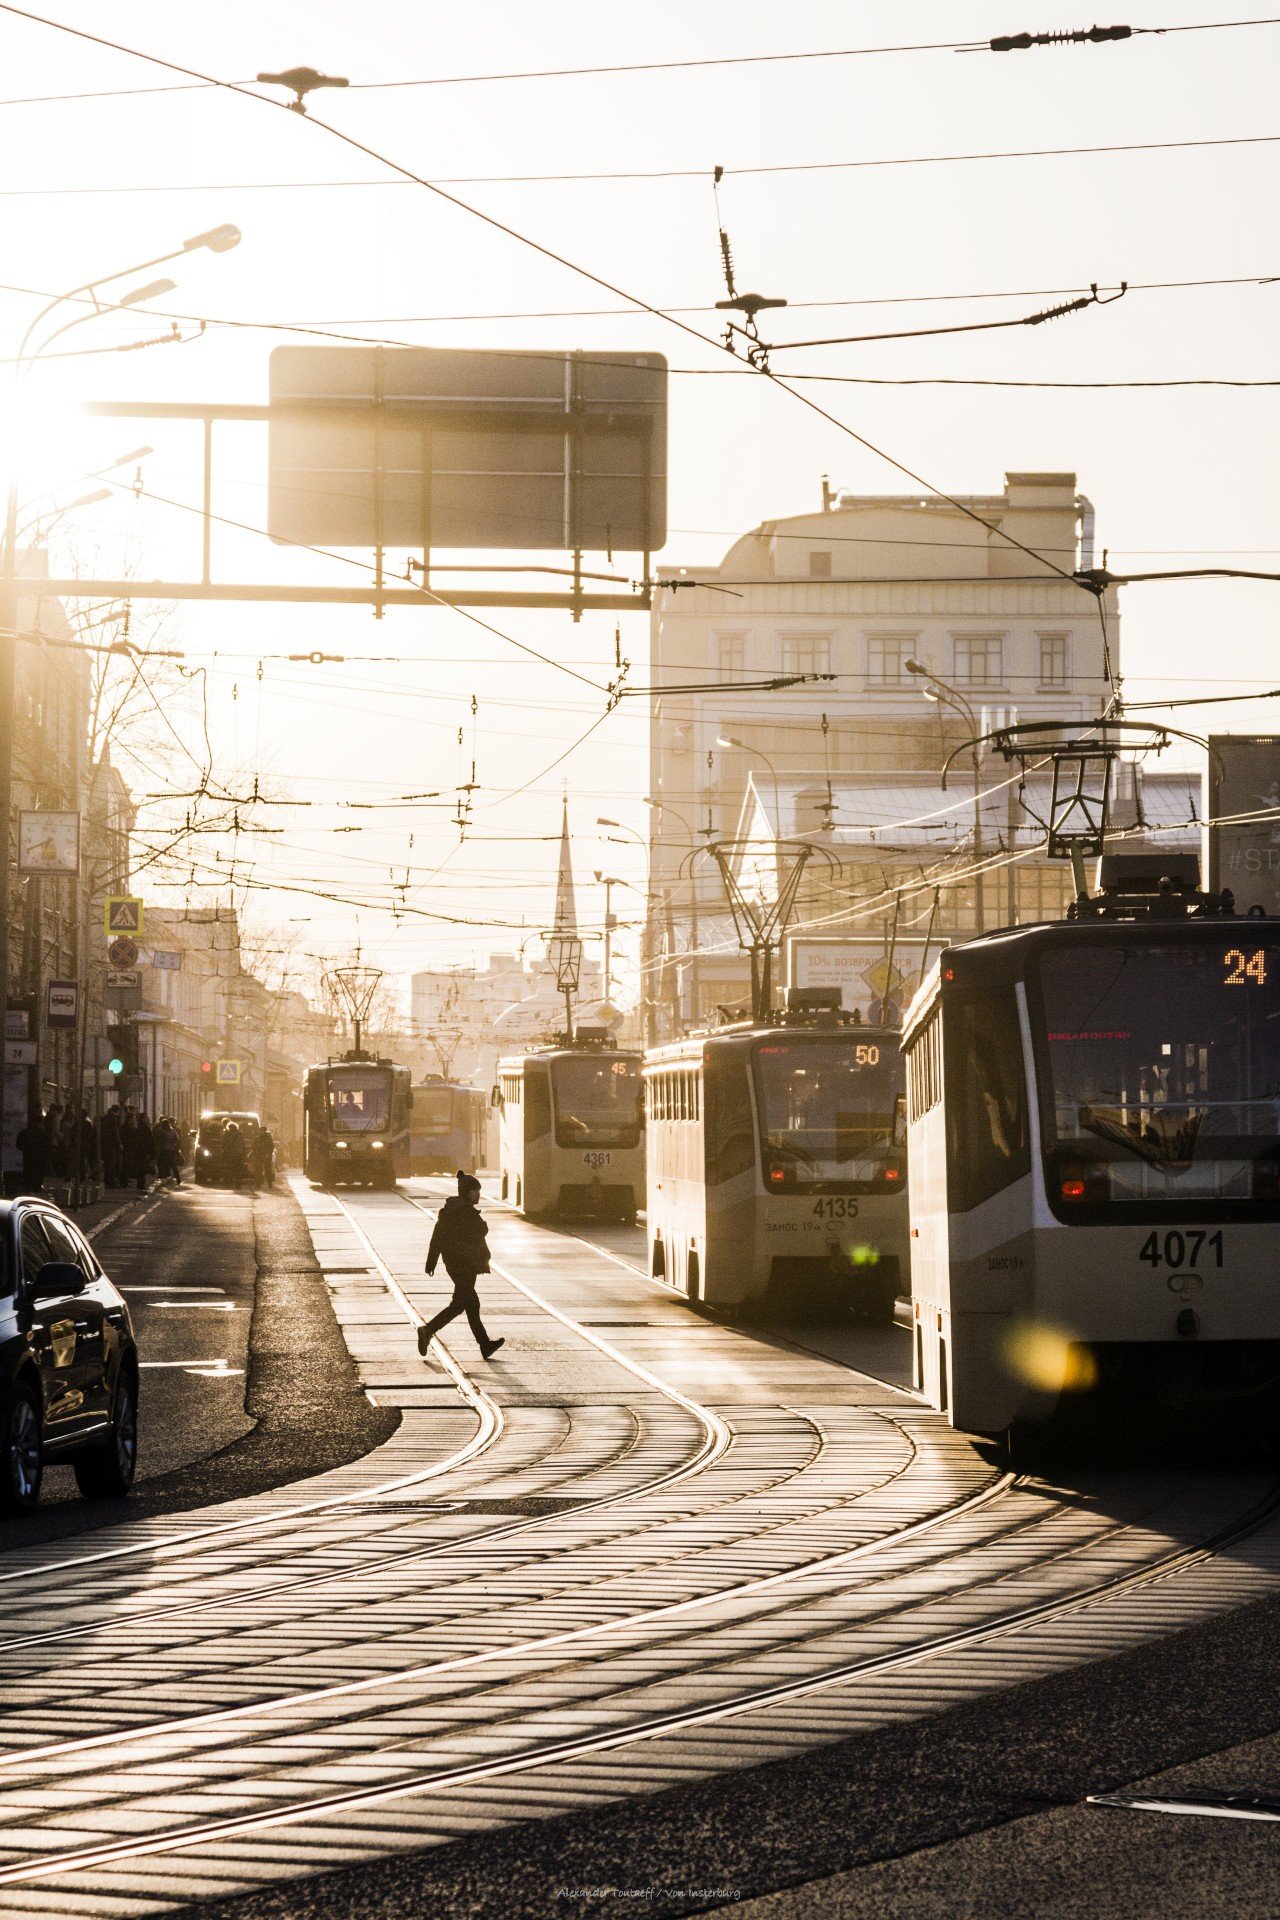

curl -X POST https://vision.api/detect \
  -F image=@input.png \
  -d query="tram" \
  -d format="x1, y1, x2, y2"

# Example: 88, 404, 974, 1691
902, 854, 1280, 1436
644, 990, 908, 1320
302, 1052, 413, 1188
410, 1076, 488, 1175
496, 1029, 643, 1221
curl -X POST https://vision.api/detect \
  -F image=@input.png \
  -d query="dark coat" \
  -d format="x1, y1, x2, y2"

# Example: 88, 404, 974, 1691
426, 1197, 491, 1282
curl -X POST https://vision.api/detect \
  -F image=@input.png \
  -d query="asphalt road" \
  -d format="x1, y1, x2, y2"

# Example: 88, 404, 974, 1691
1, 1179, 398, 1550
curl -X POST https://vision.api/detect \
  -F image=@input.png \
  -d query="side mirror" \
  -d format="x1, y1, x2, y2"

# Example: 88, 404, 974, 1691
491, 1085, 503, 1109
893, 1095, 908, 1148
32, 1261, 86, 1302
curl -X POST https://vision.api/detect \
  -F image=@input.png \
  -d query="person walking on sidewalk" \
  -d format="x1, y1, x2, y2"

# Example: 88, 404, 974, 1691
416, 1171, 505, 1361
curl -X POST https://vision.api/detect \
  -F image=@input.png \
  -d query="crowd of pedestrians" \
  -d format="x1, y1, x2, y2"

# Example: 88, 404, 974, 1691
12, 1104, 200, 1199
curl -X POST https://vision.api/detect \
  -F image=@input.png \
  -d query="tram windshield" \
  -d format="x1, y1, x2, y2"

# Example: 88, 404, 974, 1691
752, 1037, 901, 1187
1037, 939, 1280, 1202
551, 1055, 642, 1147
417, 1085, 453, 1134
327, 1070, 390, 1133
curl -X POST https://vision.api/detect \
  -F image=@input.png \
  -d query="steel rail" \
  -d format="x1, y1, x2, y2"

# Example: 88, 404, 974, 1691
1, 1472, 1274, 1888
0, 1205, 504, 1593
0, 1187, 735, 1656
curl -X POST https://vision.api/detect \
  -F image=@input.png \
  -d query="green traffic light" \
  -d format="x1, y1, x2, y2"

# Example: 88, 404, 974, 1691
107, 1057, 124, 1076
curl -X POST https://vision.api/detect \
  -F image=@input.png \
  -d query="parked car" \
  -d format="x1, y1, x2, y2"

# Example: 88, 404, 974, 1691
0, 1197, 139, 1514
193, 1110, 262, 1187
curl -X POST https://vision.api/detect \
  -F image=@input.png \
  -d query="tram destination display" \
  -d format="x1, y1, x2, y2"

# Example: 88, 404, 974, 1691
268, 345, 667, 553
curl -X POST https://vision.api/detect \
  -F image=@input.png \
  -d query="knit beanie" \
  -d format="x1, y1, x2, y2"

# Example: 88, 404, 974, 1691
456, 1169, 481, 1197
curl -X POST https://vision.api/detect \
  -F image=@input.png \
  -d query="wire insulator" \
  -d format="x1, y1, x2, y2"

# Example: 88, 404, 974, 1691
990, 23, 1132, 51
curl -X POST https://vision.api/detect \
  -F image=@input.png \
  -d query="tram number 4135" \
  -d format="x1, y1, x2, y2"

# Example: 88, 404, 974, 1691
1139, 1229, 1224, 1271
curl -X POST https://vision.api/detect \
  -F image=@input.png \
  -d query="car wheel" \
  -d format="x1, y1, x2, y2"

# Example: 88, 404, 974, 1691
74, 1369, 138, 1500
0, 1382, 43, 1515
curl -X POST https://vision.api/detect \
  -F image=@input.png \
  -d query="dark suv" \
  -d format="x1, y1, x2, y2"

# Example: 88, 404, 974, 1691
0, 1198, 139, 1514
193, 1110, 261, 1187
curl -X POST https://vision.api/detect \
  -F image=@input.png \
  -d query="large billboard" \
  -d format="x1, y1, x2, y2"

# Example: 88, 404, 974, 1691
268, 346, 667, 554
787, 938, 932, 1025
1206, 735, 1280, 914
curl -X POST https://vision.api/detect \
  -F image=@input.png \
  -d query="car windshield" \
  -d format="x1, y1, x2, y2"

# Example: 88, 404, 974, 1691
551, 1055, 641, 1145
328, 1072, 390, 1132
752, 1035, 901, 1184
1037, 939, 1280, 1200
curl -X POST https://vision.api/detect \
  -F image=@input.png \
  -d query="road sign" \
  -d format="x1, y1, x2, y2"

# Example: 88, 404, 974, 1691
3, 1041, 36, 1067
45, 980, 78, 1030
104, 969, 142, 1012
216, 1059, 242, 1086
268, 346, 667, 554
150, 950, 182, 970
18, 809, 80, 874
103, 897, 144, 936
108, 936, 139, 968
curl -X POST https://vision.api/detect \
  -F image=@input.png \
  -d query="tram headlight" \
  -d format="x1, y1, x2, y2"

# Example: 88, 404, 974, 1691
334, 1140, 348, 1150
371, 1140, 385, 1150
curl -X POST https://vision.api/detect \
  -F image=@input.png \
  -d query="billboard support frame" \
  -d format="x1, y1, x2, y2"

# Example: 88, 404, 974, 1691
22, 398, 656, 622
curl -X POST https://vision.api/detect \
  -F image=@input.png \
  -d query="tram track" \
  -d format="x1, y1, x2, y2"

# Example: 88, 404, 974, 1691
0, 1189, 948, 1704
0, 1188, 1276, 1899
0, 1460, 1273, 1890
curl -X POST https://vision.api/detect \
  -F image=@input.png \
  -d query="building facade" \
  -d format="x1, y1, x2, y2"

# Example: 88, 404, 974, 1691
648, 472, 1120, 1030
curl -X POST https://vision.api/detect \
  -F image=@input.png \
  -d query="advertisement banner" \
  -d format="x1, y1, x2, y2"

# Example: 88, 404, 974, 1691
1206, 735, 1280, 914
787, 937, 932, 1025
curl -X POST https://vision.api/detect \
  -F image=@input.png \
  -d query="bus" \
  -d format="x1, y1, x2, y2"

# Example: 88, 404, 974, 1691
496, 1030, 643, 1221
410, 1076, 488, 1176
901, 854, 1280, 1437
302, 1053, 414, 1189
644, 991, 908, 1320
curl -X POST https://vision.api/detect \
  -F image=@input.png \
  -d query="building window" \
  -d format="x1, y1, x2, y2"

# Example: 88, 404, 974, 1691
808, 550, 832, 578
781, 632, 832, 678
953, 634, 1005, 687
866, 635, 916, 686
717, 632, 746, 681
1038, 632, 1068, 688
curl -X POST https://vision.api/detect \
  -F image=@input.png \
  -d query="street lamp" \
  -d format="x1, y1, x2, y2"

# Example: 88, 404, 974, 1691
905, 659, 985, 933
717, 735, 782, 831
546, 930, 584, 1043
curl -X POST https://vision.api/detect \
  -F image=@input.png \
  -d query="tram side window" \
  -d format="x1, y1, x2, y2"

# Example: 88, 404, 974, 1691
907, 1014, 942, 1123
705, 1053, 755, 1184
525, 1066, 552, 1139
946, 987, 1029, 1210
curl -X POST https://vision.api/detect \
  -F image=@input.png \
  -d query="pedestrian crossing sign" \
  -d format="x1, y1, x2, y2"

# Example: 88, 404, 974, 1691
215, 1059, 242, 1085
103, 896, 144, 936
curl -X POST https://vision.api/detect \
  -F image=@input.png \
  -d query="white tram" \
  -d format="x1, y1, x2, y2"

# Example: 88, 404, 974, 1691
644, 991, 908, 1319
495, 1030, 643, 1222
902, 855, 1280, 1436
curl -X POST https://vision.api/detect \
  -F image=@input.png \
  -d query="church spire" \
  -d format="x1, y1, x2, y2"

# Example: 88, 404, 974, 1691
553, 796, 577, 933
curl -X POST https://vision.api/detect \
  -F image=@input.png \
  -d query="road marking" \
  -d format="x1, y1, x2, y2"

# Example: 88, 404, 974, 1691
120, 1285, 226, 1295
138, 1359, 241, 1374
150, 1301, 241, 1311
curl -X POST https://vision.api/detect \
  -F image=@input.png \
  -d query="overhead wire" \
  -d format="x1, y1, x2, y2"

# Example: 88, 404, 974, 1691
0, 14, 1276, 108
0, 5, 1090, 591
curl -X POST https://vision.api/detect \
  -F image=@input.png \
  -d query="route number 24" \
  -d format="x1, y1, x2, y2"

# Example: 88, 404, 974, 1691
1139, 1230, 1224, 1271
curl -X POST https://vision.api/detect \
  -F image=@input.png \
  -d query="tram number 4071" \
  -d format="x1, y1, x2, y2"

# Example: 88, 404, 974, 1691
1139, 1229, 1224, 1271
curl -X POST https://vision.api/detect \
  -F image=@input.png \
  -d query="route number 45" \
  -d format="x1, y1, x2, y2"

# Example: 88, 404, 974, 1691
1139, 1229, 1224, 1271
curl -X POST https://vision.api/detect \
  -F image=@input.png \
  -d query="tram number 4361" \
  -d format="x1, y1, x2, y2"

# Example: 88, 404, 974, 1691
1138, 1229, 1224, 1271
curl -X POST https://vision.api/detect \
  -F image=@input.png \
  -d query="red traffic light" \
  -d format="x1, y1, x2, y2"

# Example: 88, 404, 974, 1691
201, 1060, 213, 1073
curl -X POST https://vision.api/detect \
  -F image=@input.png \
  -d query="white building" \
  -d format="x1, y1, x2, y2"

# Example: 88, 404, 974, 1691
648, 472, 1119, 1031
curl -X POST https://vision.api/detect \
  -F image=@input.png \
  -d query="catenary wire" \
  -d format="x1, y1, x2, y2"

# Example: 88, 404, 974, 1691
0, 6, 1089, 592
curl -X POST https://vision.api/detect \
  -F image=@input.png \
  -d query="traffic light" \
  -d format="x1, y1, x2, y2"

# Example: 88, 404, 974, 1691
107, 1057, 124, 1078
201, 1060, 213, 1075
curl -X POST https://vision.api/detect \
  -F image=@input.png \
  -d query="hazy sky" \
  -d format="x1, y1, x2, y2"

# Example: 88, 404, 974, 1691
2, 2, 1276, 1003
